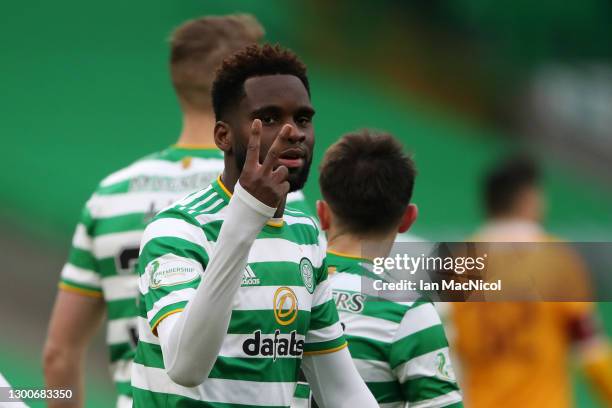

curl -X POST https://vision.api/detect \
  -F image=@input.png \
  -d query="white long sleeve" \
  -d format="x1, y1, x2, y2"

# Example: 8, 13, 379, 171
301, 347, 378, 408
157, 182, 276, 387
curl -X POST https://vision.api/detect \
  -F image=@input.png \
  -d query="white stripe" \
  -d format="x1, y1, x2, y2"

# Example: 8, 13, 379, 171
72, 223, 92, 250
235, 286, 312, 312
137, 316, 160, 345
187, 192, 218, 212
246, 239, 322, 268
410, 391, 462, 408
100, 158, 223, 187
311, 278, 332, 308
394, 348, 453, 383
283, 214, 316, 229
103, 275, 138, 301
286, 190, 305, 204
147, 288, 196, 323
177, 185, 213, 208
305, 322, 343, 344
107, 317, 138, 345
93, 230, 143, 259
290, 396, 310, 408
340, 311, 399, 343
88, 191, 182, 219
194, 198, 224, 215
116, 395, 133, 408
61, 263, 101, 288
111, 359, 133, 383
353, 358, 395, 382
218, 333, 306, 358
379, 403, 403, 408
140, 217, 207, 253
132, 363, 294, 406
395, 303, 441, 340
330, 272, 363, 292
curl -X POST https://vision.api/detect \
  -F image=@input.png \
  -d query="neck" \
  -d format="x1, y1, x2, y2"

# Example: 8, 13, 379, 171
220, 169, 288, 218
175, 111, 217, 147
326, 227, 396, 259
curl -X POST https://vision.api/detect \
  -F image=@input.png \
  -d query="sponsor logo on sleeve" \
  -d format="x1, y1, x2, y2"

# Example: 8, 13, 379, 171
146, 255, 200, 289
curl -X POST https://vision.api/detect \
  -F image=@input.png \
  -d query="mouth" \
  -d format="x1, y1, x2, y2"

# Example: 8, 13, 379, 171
278, 148, 306, 169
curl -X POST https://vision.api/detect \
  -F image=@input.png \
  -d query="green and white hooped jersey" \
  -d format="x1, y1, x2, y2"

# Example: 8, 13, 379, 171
59, 145, 312, 406
131, 177, 346, 407
293, 252, 463, 408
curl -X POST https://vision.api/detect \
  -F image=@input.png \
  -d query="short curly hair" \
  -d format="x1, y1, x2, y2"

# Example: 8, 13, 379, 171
319, 130, 416, 234
211, 44, 310, 121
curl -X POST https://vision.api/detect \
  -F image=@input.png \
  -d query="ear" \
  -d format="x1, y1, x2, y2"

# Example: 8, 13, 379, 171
316, 200, 331, 231
398, 204, 418, 233
214, 121, 232, 152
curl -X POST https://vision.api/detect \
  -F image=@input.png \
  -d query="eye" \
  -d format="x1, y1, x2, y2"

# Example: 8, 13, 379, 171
296, 116, 312, 126
260, 116, 276, 125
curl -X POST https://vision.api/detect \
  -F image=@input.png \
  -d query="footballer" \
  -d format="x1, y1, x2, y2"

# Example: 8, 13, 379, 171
292, 131, 463, 407
131, 44, 378, 407
42, 15, 288, 408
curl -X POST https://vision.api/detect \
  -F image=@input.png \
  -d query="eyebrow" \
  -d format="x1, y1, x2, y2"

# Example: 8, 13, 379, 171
250, 105, 316, 117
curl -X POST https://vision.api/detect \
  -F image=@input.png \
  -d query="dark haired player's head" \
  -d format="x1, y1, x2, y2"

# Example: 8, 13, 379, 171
212, 44, 314, 192
483, 155, 544, 222
318, 130, 418, 239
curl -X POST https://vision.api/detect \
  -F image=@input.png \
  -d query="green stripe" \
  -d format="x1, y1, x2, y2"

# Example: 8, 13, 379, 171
346, 335, 390, 361
303, 336, 346, 353
136, 340, 301, 382
403, 376, 460, 403
133, 387, 284, 408
149, 301, 188, 329
67, 247, 97, 271
211, 356, 301, 382
108, 298, 138, 319
293, 383, 310, 399
366, 381, 403, 404
109, 342, 135, 363
134, 341, 163, 368
389, 324, 449, 368
116, 380, 132, 397
202, 220, 318, 245
153, 208, 203, 228
309, 300, 340, 330
60, 278, 102, 294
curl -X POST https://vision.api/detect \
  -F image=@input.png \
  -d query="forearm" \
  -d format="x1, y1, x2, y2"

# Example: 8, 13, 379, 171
301, 348, 377, 408
158, 182, 275, 386
43, 345, 84, 407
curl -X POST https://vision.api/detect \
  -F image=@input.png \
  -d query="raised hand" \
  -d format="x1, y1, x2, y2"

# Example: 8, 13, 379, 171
238, 119, 291, 207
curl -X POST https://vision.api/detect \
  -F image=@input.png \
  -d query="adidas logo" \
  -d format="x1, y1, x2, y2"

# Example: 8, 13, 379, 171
242, 265, 260, 286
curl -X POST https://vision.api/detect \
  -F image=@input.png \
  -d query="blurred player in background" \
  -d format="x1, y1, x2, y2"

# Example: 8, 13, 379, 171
451, 156, 612, 407
293, 131, 463, 407
132, 44, 377, 407
43, 15, 270, 408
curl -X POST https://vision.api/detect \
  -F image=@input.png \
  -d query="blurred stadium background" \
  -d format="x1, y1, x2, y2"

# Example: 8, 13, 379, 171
1, 1, 611, 406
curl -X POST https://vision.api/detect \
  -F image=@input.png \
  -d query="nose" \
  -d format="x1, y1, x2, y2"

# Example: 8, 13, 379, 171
285, 123, 305, 144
